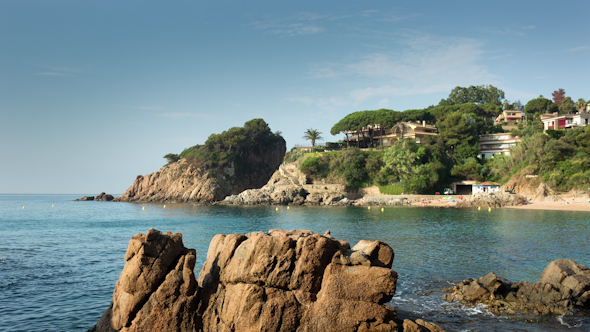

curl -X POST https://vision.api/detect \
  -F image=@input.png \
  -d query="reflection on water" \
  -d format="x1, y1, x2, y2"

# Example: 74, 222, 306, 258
0, 194, 588, 331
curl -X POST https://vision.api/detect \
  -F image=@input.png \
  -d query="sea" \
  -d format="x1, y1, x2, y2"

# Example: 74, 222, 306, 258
1, 194, 589, 332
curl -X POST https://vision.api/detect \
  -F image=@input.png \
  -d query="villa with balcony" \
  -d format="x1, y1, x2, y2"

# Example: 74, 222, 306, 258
541, 112, 590, 131
478, 133, 522, 159
343, 121, 438, 148
494, 110, 524, 125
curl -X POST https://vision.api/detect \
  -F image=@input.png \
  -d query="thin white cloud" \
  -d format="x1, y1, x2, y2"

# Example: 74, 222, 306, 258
565, 45, 590, 53
290, 34, 498, 109
251, 13, 325, 36
157, 112, 211, 119
35, 65, 84, 77
133, 106, 164, 111
36, 72, 71, 77
480, 25, 534, 36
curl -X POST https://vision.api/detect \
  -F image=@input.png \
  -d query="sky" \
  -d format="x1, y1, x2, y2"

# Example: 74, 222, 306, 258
1, 0, 589, 194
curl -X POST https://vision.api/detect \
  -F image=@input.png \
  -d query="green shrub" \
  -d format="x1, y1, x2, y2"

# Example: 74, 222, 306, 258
377, 183, 405, 195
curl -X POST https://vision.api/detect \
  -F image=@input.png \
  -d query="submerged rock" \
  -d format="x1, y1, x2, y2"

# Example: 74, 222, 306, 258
443, 258, 590, 316
89, 228, 445, 332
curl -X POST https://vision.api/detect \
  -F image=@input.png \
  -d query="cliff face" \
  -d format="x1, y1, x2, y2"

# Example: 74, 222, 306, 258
89, 229, 446, 332
115, 141, 285, 203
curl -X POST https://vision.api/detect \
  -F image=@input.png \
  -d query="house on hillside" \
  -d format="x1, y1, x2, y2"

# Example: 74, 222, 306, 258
478, 133, 522, 159
540, 112, 590, 131
472, 182, 501, 194
376, 121, 438, 146
494, 110, 524, 125
343, 121, 438, 148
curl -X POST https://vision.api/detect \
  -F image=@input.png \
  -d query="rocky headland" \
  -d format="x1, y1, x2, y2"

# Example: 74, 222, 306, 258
89, 228, 445, 332
443, 258, 590, 316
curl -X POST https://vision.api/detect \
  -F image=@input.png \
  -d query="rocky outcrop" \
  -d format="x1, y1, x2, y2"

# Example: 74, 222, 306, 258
90, 229, 198, 332
219, 167, 353, 206
443, 258, 590, 316
76, 192, 114, 201
90, 229, 445, 332
115, 139, 284, 204
454, 192, 527, 208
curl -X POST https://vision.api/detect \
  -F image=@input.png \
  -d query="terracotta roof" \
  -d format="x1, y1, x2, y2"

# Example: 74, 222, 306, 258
474, 181, 501, 186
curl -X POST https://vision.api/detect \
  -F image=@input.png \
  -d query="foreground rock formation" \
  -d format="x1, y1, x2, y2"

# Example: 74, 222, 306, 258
443, 259, 590, 315
89, 229, 445, 332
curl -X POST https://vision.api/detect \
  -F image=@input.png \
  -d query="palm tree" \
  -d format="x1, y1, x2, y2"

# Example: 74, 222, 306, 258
303, 128, 323, 147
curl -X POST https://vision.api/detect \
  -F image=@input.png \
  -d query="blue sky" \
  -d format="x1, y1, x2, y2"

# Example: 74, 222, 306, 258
1, 0, 589, 194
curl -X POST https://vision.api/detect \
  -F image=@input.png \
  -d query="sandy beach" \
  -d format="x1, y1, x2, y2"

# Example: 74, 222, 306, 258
505, 200, 590, 212
409, 194, 590, 212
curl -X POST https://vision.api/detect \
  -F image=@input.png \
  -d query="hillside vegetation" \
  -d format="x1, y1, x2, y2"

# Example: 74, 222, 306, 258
297, 85, 590, 194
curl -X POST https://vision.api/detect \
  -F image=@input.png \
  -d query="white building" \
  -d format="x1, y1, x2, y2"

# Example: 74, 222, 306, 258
478, 133, 522, 159
541, 112, 590, 131
472, 182, 501, 194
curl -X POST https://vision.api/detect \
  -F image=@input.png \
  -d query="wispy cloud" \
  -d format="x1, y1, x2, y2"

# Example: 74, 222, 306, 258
565, 45, 590, 53
250, 12, 326, 36
36, 72, 71, 77
290, 34, 497, 109
133, 106, 164, 111
480, 25, 534, 36
110, 104, 165, 111
157, 112, 212, 119
35, 65, 83, 77
250, 9, 419, 37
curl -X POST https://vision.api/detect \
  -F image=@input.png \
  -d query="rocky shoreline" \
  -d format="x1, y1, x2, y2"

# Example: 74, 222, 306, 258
443, 259, 590, 316
88, 228, 445, 332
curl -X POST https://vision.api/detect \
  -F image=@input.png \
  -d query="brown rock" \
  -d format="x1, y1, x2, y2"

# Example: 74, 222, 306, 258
90, 228, 198, 332
91, 229, 447, 332
444, 258, 590, 316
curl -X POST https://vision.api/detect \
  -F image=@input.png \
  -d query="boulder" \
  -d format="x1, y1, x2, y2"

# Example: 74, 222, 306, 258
443, 258, 590, 315
89, 228, 198, 332
90, 228, 446, 332
95, 192, 115, 201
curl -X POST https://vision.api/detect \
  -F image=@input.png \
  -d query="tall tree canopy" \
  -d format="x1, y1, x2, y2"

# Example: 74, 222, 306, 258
552, 88, 566, 106
439, 85, 505, 106
524, 96, 558, 115
330, 109, 400, 135
558, 97, 575, 114
179, 118, 285, 169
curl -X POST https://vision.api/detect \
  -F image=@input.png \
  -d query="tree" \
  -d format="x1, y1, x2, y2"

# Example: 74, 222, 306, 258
558, 97, 575, 114
164, 153, 180, 164
552, 89, 566, 106
303, 128, 323, 147
524, 96, 558, 115
436, 111, 478, 148
441, 85, 505, 106
575, 98, 587, 112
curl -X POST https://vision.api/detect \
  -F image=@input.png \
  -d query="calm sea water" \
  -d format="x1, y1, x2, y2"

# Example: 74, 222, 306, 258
1, 194, 589, 332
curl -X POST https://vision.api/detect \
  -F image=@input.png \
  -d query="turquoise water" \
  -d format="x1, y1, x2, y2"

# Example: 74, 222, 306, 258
1, 194, 589, 331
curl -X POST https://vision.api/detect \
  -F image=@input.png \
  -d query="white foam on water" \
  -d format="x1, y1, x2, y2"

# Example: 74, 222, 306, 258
558, 313, 583, 328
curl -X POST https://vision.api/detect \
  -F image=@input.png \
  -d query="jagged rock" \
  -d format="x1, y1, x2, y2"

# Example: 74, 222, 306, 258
443, 258, 590, 315
90, 228, 198, 332
115, 134, 285, 204
90, 228, 446, 332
